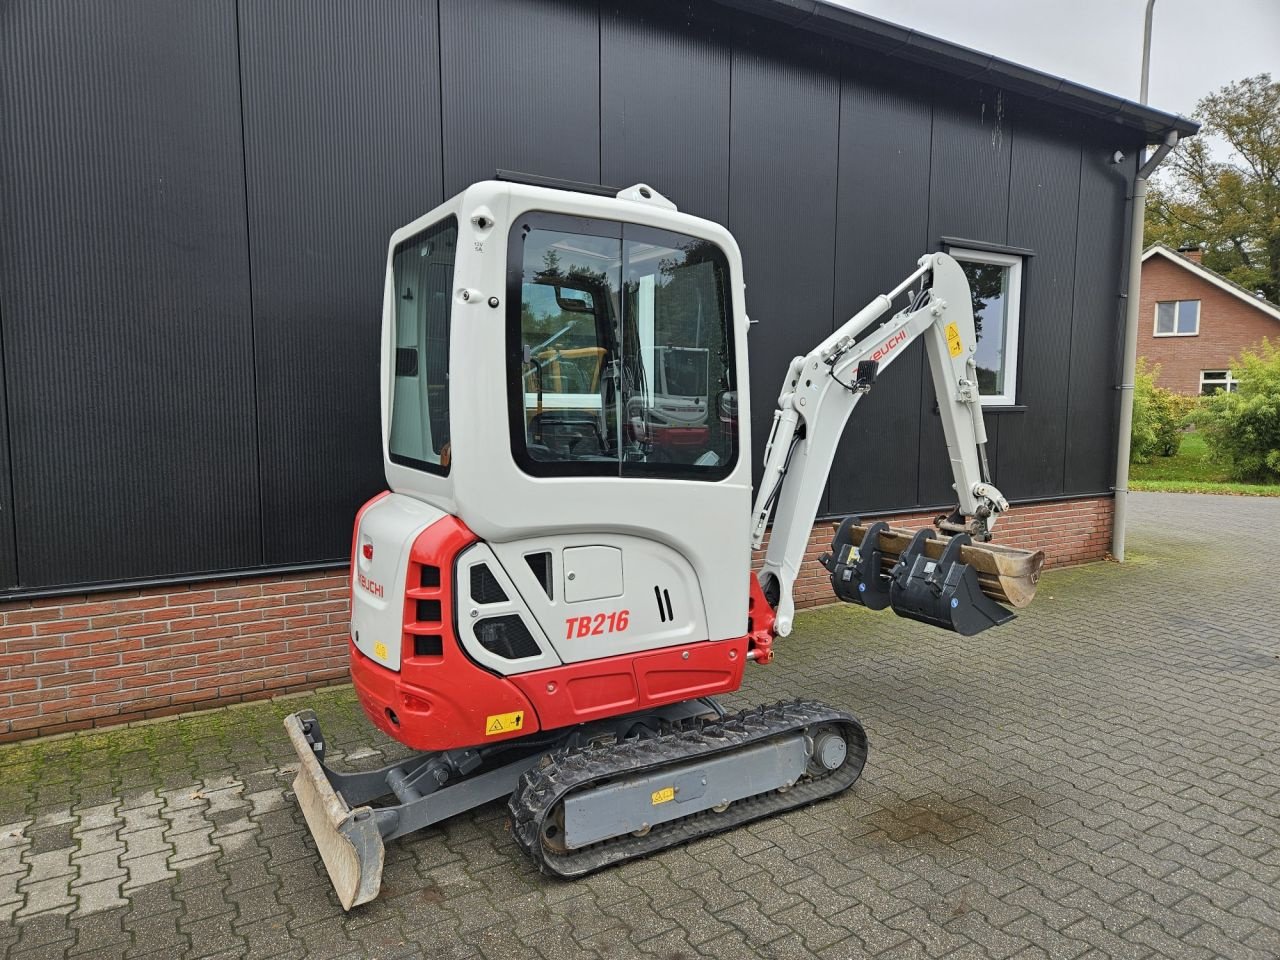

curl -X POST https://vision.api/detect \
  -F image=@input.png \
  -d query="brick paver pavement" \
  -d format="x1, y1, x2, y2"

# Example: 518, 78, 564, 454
1, 492, 1277, 960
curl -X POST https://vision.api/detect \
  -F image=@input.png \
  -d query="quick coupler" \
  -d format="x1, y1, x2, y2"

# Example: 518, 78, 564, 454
820, 518, 892, 611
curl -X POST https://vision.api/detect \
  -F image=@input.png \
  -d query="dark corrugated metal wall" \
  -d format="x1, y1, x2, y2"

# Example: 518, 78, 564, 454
0, 0, 1142, 595
0, 0, 261, 587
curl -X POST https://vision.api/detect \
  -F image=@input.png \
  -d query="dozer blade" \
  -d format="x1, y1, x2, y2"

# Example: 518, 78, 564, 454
837, 522, 1044, 608
284, 711, 385, 910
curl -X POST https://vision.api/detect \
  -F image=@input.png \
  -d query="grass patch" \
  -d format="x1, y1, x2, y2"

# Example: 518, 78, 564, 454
1131, 432, 1280, 496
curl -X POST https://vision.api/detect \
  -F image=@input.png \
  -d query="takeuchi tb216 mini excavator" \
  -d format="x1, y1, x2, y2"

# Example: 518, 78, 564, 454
284, 174, 1045, 909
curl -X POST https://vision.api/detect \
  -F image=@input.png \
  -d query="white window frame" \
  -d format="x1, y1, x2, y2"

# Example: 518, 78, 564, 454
1153, 299, 1200, 337
949, 247, 1022, 407
1199, 370, 1239, 395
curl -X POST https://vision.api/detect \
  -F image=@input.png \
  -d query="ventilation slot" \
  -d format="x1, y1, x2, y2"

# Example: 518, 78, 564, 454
525, 552, 553, 600
663, 588, 674, 622
475, 616, 541, 660
419, 565, 440, 589
413, 635, 443, 658
655, 586, 667, 623
417, 599, 442, 623
470, 564, 508, 604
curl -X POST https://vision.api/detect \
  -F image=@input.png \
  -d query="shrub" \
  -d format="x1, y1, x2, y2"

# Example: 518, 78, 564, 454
1193, 339, 1280, 482
1131, 359, 1194, 463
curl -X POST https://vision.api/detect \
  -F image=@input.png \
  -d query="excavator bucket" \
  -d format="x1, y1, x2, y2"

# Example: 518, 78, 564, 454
821, 520, 1045, 635
284, 711, 385, 910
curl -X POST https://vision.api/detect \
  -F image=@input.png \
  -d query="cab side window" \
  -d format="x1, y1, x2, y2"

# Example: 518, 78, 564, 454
389, 217, 458, 474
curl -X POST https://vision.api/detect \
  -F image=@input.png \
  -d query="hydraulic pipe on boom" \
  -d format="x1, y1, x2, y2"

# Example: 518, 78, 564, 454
751, 252, 1010, 637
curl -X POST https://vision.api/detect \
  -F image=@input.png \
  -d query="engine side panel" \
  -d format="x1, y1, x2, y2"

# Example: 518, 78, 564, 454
487, 534, 708, 666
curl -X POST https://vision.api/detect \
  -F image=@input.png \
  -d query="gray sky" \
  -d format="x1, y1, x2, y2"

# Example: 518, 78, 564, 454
830, 0, 1279, 122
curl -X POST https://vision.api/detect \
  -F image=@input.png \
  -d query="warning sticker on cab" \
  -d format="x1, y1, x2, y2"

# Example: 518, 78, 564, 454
651, 786, 675, 805
373, 641, 388, 661
945, 322, 963, 358
485, 711, 524, 736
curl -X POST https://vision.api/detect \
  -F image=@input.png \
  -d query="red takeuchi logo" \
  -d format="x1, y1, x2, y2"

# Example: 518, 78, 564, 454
871, 329, 908, 363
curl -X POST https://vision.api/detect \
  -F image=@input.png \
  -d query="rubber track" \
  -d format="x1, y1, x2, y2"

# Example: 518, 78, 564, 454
508, 700, 868, 877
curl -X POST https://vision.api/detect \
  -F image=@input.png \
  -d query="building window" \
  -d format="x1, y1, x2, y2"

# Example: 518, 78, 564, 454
1154, 299, 1200, 336
1200, 370, 1239, 395
950, 248, 1022, 406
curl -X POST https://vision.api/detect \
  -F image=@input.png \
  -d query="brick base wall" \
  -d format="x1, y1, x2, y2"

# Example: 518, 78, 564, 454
0, 574, 350, 743
0, 495, 1112, 743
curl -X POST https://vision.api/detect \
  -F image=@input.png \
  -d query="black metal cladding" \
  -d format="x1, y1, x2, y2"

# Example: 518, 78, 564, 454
600, 3, 733, 224
827, 58, 933, 517
0, 0, 1167, 595
237, 0, 444, 564
728, 29, 841, 501
0, 0, 260, 587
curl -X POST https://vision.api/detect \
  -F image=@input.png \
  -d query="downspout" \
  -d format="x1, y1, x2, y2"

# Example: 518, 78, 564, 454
1112, 129, 1178, 561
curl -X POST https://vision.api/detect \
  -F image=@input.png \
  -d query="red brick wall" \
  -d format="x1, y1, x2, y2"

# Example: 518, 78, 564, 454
1138, 252, 1279, 395
0, 574, 349, 743
0, 495, 1111, 743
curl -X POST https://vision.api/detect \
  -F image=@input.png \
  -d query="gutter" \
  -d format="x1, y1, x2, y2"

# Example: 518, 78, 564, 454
706, 0, 1198, 139
1111, 130, 1179, 562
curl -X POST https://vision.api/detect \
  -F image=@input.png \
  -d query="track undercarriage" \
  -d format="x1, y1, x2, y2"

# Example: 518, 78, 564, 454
285, 699, 867, 908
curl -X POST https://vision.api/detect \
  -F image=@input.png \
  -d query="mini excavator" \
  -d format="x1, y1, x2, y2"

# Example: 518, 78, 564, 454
285, 174, 1044, 908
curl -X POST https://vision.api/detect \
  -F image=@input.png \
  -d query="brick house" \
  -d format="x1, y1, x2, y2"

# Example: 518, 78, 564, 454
1139, 244, 1280, 395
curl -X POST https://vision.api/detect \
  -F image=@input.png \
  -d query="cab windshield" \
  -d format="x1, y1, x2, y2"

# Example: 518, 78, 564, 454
507, 214, 737, 479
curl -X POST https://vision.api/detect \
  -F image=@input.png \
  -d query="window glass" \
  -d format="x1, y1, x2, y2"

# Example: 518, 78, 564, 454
508, 216, 736, 478
516, 226, 622, 467
1155, 300, 1199, 336
1177, 300, 1199, 334
1200, 370, 1238, 395
952, 249, 1022, 406
389, 216, 458, 473
619, 229, 735, 474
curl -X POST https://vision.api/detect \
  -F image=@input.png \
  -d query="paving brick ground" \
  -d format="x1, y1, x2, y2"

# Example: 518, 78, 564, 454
1, 491, 1277, 960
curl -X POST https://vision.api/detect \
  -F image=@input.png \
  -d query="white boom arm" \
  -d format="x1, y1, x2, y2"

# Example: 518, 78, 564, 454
750, 253, 1010, 637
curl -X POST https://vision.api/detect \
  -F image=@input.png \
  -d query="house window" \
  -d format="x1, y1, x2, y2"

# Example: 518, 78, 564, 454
1200, 370, 1239, 395
950, 248, 1022, 406
1154, 300, 1200, 336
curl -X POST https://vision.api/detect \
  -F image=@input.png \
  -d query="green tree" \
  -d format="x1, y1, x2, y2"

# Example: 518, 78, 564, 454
1192, 338, 1280, 482
1145, 74, 1280, 302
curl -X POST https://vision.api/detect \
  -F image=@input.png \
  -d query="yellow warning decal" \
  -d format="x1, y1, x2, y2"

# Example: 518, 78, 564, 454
485, 710, 525, 736
651, 786, 675, 806
373, 641, 388, 661
945, 322, 963, 358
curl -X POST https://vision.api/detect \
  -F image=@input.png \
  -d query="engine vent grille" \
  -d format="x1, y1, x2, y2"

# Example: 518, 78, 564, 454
417, 598, 442, 623
413, 635, 442, 658
655, 586, 674, 623
525, 552, 553, 600
470, 563, 508, 604
419, 565, 440, 589
475, 615, 540, 660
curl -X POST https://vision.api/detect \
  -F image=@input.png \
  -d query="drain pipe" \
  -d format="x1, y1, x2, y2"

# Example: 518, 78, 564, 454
1112, 129, 1178, 561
